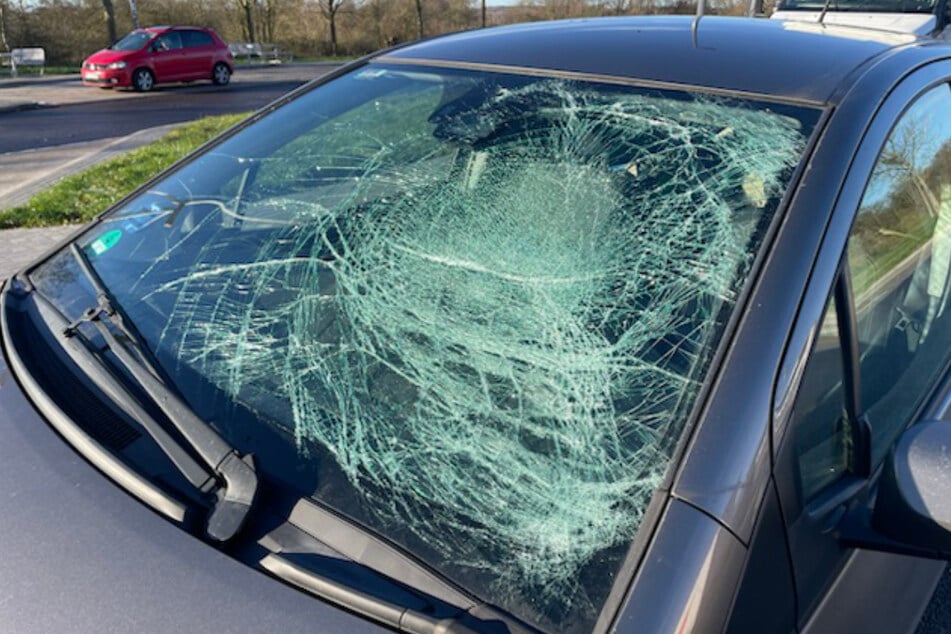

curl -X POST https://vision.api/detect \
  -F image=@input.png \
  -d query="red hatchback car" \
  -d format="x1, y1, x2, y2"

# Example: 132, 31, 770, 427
81, 26, 233, 92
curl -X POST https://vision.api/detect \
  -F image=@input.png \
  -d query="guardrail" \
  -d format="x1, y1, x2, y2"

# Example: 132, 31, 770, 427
0, 47, 46, 78
228, 42, 291, 64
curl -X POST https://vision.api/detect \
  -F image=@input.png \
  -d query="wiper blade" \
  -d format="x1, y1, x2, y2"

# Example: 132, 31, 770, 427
32, 292, 215, 494
62, 242, 258, 542
258, 499, 531, 634
261, 554, 506, 634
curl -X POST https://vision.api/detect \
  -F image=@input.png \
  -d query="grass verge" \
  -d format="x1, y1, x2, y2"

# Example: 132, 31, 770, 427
0, 112, 249, 229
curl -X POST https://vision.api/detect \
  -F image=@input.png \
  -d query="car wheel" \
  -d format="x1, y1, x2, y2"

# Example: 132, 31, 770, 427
212, 63, 231, 87
132, 68, 154, 92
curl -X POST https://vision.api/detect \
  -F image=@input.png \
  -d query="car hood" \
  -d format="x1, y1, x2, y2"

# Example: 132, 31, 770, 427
0, 349, 384, 633
84, 49, 137, 65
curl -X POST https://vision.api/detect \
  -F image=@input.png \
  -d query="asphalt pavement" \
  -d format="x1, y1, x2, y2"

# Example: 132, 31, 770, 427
0, 72, 149, 112
0, 62, 338, 277
0, 225, 79, 281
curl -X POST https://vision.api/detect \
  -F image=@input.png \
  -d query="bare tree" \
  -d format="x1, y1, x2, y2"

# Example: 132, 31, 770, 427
235, 0, 257, 42
877, 119, 942, 218
362, 0, 391, 48
603, 0, 632, 13
101, 0, 117, 44
259, 0, 279, 43
414, 0, 424, 38
318, 0, 349, 56
0, 0, 9, 51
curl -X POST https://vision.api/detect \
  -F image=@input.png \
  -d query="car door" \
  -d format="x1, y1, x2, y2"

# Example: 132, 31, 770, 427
179, 30, 215, 79
773, 63, 951, 634
150, 31, 186, 83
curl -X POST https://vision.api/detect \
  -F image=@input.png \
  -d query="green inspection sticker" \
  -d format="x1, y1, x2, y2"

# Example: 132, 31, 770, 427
88, 229, 122, 256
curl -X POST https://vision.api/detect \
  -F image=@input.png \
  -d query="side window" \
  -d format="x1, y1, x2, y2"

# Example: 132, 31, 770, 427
790, 83, 951, 502
849, 83, 951, 465
154, 32, 183, 52
181, 30, 213, 48
791, 298, 849, 500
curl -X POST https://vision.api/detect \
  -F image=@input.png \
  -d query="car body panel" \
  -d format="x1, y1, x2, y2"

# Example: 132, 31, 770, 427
611, 500, 747, 634
801, 550, 943, 633
82, 49, 128, 66
0, 353, 387, 634
384, 16, 916, 105
151, 36, 187, 82
767, 56, 951, 631
675, 36, 951, 543
181, 31, 218, 78
723, 482, 797, 634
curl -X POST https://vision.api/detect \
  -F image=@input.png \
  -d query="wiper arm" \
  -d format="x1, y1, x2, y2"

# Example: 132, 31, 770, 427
261, 554, 506, 634
258, 499, 530, 634
61, 243, 258, 542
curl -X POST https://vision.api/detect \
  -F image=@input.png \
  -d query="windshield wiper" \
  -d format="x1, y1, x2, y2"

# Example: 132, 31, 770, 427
257, 499, 532, 634
60, 242, 258, 542
261, 554, 509, 634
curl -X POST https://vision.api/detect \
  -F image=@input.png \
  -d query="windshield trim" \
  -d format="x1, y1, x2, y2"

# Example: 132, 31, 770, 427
373, 56, 830, 108
288, 498, 476, 609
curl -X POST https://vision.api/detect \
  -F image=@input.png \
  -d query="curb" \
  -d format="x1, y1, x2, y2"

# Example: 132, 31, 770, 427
0, 101, 49, 114
0, 74, 78, 89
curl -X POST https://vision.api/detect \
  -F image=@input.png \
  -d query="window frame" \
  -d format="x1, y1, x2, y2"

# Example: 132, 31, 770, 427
774, 59, 951, 458
778, 73, 951, 505
772, 59, 951, 629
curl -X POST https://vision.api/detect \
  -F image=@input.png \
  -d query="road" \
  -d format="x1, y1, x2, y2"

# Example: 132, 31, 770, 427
0, 63, 338, 153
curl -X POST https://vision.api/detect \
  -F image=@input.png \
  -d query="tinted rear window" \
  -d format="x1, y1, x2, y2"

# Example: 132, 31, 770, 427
181, 30, 214, 48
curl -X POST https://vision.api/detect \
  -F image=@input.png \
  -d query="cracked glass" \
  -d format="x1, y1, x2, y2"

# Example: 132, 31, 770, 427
31, 64, 817, 632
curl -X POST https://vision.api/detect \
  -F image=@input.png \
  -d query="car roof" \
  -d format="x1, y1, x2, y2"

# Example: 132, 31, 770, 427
381, 15, 949, 106
143, 25, 210, 33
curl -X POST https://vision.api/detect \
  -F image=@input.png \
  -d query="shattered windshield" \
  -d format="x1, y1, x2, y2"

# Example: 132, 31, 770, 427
30, 64, 816, 632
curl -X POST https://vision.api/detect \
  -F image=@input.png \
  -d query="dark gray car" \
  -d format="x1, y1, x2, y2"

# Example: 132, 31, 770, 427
3, 15, 951, 634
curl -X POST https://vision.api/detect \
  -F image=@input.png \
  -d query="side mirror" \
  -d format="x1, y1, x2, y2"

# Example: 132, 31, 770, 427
873, 420, 951, 554
839, 420, 951, 559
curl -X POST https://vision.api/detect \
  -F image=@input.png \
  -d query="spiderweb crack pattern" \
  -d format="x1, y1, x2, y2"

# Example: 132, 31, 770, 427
154, 80, 805, 629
